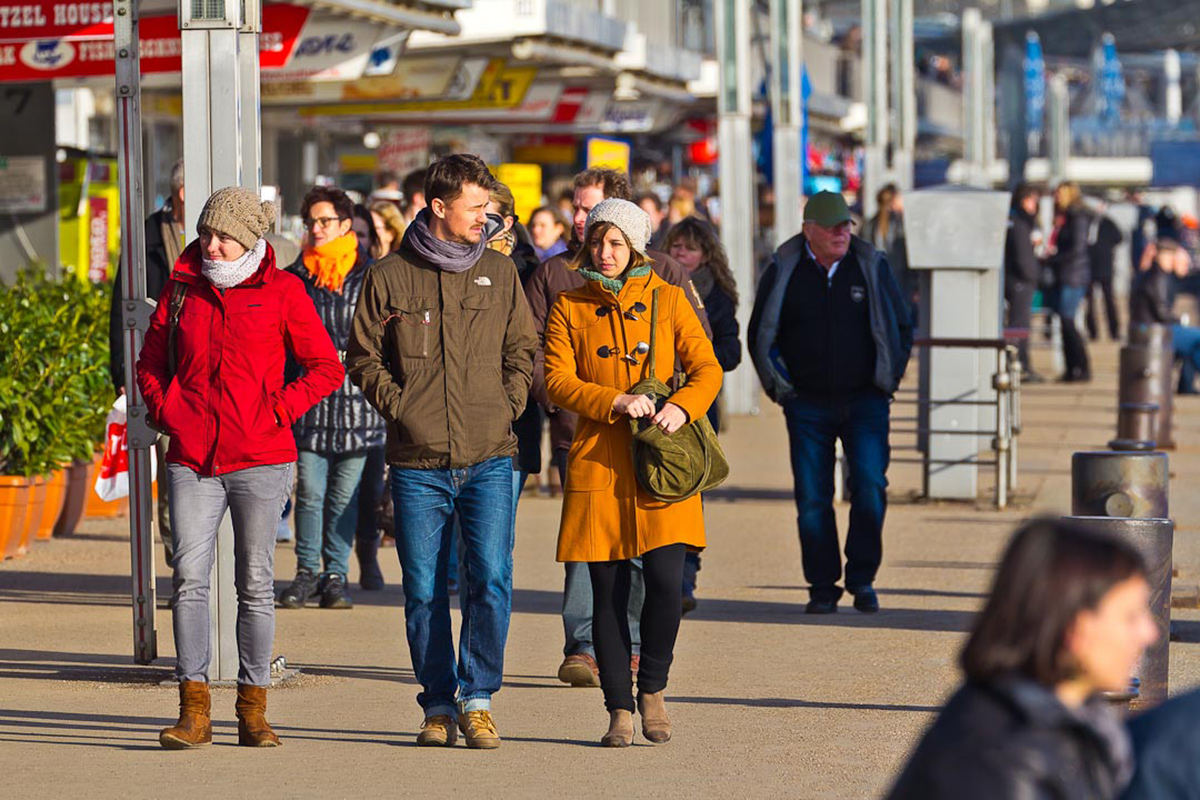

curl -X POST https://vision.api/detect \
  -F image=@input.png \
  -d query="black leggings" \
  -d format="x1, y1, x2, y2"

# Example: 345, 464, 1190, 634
589, 543, 686, 713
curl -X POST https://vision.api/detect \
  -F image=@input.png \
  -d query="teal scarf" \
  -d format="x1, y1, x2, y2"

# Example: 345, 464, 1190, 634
579, 264, 652, 295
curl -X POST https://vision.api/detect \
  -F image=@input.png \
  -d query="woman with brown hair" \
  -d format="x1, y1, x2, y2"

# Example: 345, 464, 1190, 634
544, 198, 722, 747
369, 200, 405, 258
886, 518, 1158, 799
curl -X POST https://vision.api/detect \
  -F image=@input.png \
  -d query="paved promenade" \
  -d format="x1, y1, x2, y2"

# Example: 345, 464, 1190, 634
3, 340, 1199, 799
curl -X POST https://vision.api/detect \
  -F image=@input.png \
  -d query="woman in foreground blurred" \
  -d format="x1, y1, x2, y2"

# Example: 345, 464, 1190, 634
887, 518, 1158, 800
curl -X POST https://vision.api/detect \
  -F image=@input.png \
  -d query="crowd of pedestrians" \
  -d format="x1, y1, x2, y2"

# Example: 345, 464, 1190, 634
110, 154, 1200, 795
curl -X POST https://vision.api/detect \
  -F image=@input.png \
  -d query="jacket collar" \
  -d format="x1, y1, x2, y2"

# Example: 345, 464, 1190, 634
172, 239, 278, 288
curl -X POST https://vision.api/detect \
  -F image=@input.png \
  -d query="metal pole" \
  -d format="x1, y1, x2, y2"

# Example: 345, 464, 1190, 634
861, 0, 888, 217
994, 347, 1008, 509
889, 0, 916, 192
181, 1, 254, 682
1007, 346, 1020, 491
1165, 49, 1182, 125
1071, 451, 1169, 519
961, 9, 986, 187
116, 0, 157, 666
981, 20, 996, 181
716, 0, 758, 415
1048, 73, 1069, 184
769, 0, 804, 247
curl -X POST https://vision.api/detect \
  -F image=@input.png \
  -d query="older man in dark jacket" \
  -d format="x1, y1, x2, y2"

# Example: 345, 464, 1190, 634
749, 191, 913, 614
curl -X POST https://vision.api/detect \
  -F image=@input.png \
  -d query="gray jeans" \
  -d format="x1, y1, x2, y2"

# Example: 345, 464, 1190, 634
169, 462, 293, 685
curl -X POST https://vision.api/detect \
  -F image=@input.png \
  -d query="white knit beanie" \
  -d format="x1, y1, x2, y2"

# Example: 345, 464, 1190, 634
584, 198, 652, 257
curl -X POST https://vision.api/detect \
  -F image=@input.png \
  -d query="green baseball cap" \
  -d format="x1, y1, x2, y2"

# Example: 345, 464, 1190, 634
803, 191, 852, 227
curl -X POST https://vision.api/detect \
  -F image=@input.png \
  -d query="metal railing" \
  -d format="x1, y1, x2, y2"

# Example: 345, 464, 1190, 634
890, 337, 1022, 509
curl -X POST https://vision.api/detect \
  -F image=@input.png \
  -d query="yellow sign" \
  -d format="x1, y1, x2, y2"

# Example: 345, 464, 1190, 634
586, 137, 631, 173
493, 163, 543, 227
302, 60, 537, 117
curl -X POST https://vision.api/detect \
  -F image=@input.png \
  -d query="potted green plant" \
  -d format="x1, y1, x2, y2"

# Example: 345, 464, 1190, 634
0, 268, 112, 554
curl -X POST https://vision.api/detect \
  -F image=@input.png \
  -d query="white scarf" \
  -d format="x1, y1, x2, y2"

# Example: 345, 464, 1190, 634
202, 238, 267, 289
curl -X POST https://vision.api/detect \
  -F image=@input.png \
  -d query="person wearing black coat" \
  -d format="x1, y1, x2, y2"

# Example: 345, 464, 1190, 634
665, 218, 742, 614
887, 518, 1156, 800
1004, 184, 1044, 381
1047, 183, 1093, 381
1121, 687, 1200, 799
1086, 209, 1125, 341
108, 160, 186, 563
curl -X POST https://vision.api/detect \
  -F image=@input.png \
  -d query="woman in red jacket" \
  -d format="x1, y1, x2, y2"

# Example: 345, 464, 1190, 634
137, 187, 343, 750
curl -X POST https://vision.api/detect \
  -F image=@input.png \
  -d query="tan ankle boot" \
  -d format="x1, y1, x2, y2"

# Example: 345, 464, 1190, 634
637, 691, 671, 744
235, 684, 281, 747
159, 680, 212, 749
600, 709, 634, 747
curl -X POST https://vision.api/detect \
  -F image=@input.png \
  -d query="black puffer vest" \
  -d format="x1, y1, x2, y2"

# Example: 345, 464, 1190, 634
287, 250, 386, 454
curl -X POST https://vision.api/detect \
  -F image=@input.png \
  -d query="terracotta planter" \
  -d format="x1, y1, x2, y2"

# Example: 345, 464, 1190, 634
37, 469, 66, 541
19, 476, 46, 556
84, 452, 128, 519
0, 476, 31, 559
54, 458, 92, 537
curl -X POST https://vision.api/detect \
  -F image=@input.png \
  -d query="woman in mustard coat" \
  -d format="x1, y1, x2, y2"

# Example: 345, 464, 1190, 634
544, 198, 722, 747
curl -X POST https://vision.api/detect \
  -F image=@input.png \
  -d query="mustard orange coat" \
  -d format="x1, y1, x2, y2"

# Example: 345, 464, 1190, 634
544, 269, 723, 562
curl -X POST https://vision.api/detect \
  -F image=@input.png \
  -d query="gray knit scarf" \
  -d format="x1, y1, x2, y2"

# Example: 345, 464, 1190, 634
402, 208, 487, 273
202, 238, 266, 289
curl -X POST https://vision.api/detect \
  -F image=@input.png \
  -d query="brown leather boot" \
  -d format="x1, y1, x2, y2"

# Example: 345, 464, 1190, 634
600, 709, 634, 748
159, 680, 212, 749
637, 691, 671, 744
235, 684, 281, 747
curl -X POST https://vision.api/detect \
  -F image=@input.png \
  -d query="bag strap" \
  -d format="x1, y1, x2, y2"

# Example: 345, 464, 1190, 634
646, 287, 660, 378
166, 280, 188, 378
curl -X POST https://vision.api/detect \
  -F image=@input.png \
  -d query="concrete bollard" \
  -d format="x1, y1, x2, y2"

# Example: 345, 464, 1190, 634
1061, 516, 1174, 711
1125, 323, 1175, 449
1072, 451, 1169, 519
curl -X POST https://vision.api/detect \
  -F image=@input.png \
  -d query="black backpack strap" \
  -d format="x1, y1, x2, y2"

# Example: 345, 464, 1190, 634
166, 280, 187, 378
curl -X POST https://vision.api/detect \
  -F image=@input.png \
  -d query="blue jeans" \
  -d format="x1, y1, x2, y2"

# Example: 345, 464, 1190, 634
784, 390, 890, 601
446, 469, 528, 587
391, 456, 515, 716
1173, 325, 1200, 393
555, 450, 643, 658
294, 451, 367, 580
1051, 285, 1090, 378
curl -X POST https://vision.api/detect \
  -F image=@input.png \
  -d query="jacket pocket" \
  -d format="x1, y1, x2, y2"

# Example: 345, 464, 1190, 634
387, 299, 438, 360
461, 291, 502, 360
564, 422, 613, 491
158, 379, 182, 432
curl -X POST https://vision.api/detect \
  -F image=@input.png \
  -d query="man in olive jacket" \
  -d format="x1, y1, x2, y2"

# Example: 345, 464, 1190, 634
347, 155, 537, 750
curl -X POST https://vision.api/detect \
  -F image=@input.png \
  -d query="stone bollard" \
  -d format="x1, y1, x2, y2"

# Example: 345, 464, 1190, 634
1061, 516, 1174, 711
1072, 451, 1169, 518
1125, 323, 1175, 449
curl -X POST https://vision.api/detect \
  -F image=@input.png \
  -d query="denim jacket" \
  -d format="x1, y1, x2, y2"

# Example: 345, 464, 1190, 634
749, 233, 914, 404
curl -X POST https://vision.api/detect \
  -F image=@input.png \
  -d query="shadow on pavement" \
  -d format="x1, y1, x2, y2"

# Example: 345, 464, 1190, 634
670, 696, 939, 713
686, 598, 975, 632
0, 648, 173, 683
751, 585, 987, 600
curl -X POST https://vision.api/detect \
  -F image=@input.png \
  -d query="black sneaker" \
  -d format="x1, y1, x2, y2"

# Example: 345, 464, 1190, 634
278, 569, 319, 609
319, 573, 353, 609
852, 587, 880, 613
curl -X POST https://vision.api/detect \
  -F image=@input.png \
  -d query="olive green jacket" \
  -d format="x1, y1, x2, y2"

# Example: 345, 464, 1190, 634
346, 241, 537, 469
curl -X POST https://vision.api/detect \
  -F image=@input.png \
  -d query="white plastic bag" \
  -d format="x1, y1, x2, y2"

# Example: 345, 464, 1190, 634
93, 395, 157, 502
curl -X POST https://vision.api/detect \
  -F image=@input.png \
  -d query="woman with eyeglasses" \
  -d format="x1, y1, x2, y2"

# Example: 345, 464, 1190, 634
277, 186, 387, 612
886, 518, 1158, 799
543, 198, 722, 747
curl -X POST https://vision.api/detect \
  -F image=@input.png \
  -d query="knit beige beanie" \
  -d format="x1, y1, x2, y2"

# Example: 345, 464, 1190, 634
197, 187, 277, 250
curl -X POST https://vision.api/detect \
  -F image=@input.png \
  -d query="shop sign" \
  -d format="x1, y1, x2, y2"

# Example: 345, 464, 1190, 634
0, 154, 45, 212
600, 100, 660, 133
0, 1, 113, 41
493, 163, 542, 227
585, 137, 630, 173
376, 127, 431, 176
0, 3, 310, 82
87, 194, 108, 281
262, 53, 462, 105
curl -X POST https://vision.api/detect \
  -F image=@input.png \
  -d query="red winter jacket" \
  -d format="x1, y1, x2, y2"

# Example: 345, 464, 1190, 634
137, 240, 344, 476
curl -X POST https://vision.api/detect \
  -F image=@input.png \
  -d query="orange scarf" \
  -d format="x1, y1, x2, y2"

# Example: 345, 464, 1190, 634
302, 232, 359, 293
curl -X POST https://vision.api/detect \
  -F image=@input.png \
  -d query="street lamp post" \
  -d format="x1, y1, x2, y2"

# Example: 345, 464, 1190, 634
769, 0, 804, 248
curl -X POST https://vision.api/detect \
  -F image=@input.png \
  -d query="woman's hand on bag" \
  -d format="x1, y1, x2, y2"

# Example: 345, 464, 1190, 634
651, 402, 689, 434
613, 393, 656, 418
